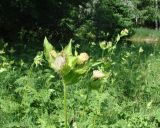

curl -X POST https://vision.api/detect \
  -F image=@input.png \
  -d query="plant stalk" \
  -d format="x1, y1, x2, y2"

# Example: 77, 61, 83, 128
63, 81, 68, 128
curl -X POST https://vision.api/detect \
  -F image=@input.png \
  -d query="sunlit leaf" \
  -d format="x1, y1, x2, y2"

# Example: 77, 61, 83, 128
64, 39, 73, 56
43, 37, 55, 67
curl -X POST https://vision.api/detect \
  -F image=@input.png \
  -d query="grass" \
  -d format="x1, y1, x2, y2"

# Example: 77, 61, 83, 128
130, 27, 160, 43
1, 37, 160, 127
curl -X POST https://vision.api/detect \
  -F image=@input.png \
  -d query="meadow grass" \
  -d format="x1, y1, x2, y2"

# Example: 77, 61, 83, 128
130, 27, 160, 43
1, 38, 160, 127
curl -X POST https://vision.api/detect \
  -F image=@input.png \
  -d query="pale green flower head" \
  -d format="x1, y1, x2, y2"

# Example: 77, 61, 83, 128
92, 70, 105, 79
120, 29, 128, 37
43, 37, 89, 85
99, 41, 107, 50
139, 47, 144, 53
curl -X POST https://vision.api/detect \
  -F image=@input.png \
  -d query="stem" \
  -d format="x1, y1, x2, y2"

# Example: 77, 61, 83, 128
63, 81, 68, 128
102, 50, 105, 58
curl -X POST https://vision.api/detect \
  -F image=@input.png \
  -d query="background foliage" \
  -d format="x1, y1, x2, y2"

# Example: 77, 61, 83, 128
1, 0, 160, 127
0, 0, 160, 46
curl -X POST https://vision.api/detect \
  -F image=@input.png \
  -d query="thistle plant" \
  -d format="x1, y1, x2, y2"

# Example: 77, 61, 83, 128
43, 37, 89, 128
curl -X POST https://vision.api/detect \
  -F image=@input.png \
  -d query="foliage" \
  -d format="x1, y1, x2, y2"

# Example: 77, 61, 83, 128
130, 28, 160, 43
1, 30, 160, 127
2, 0, 160, 46
94, 0, 133, 35
1, 1, 160, 127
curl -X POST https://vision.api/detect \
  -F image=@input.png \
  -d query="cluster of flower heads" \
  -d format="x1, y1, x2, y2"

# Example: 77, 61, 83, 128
44, 37, 105, 84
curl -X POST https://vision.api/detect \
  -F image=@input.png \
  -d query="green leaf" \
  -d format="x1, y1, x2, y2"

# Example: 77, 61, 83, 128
67, 56, 77, 68
61, 64, 71, 76
155, 109, 160, 122
0, 98, 20, 113
60, 56, 77, 76
64, 39, 73, 56
116, 34, 120, 43
74, 66, 88, 74
43, 37, 55, 66
63, 71, 81, 85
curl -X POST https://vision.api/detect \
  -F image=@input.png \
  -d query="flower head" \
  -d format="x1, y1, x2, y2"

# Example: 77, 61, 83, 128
99, 41, 107, 50
139, 47, 144, 53
77, 53, 89, 64
92, 70, 105, 79
51, 56, 66, 72
120, 29, 128, 37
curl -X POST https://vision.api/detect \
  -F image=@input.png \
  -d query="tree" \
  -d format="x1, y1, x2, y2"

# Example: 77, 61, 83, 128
94, 0, 133, 35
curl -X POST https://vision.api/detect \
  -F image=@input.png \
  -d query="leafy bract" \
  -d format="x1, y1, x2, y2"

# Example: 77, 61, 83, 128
63, 39, 73, 56
43, 37, 55, 66
43, 37, 89, 86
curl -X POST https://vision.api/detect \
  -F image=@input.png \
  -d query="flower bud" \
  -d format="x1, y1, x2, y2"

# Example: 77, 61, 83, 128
139, 47, 144, 53
92, 70, 105, 79
120, 29, 128, 37
77, 53, 89, 64
99, 41, 107, 50
50, 50, 57, 58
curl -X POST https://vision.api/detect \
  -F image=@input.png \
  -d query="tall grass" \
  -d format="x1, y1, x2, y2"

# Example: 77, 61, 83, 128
1, 38, 160, 127
130, 28, 160, 43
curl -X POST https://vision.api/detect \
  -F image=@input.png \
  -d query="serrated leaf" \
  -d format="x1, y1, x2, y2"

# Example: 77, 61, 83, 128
0, 99, 20, 113
64, 39, 73, 56
43, 37, 55, 66
67, 56, 77, 68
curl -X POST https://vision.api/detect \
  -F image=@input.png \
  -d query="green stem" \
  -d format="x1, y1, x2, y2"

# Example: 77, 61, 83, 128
102, 50, 105, 58
63, 81, 68, 128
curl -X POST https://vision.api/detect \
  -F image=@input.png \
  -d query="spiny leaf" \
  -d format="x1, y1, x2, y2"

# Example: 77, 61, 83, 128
64, 39, 73, 56
67, 56, 77, 68
43, 37, 55, 66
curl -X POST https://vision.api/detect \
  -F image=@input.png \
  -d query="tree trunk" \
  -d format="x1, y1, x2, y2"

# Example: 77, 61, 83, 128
155, 0, 158, 30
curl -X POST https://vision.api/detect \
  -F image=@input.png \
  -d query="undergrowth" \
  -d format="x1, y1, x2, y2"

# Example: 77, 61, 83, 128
130, 28, 160, 43
1, 35, 160, 127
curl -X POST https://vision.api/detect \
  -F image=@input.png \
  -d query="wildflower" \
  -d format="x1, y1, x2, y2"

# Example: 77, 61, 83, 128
77, 53, 89, 64
120, 29, 128, 37
107, 41, 112, 49
99, 41, 107, 50
91, 42, 96, 46
92, 70, 105, 79
51, 56, 66, 71
72, 122, 77, 128
139, 47, 144, 53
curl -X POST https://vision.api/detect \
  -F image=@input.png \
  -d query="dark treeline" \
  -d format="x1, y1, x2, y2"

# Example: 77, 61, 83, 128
0, 0, 160, 45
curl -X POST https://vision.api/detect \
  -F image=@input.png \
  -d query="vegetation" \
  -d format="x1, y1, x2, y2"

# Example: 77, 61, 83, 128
130, 28, 160, 43
1, 0, 160, 128
0, 0, 160, 45
1, 30, 160, 127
